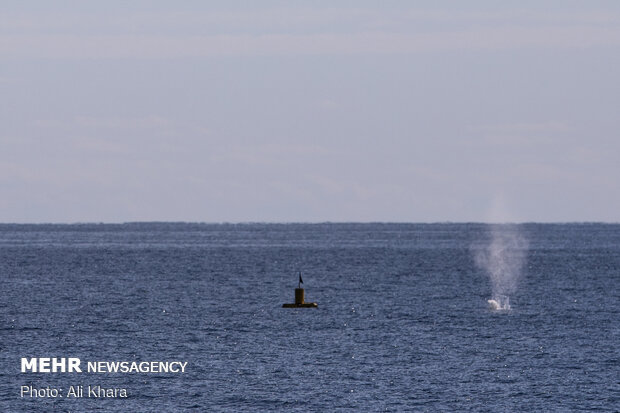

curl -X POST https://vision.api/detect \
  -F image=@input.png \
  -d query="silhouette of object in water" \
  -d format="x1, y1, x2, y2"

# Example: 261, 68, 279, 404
283, 272, 317, 308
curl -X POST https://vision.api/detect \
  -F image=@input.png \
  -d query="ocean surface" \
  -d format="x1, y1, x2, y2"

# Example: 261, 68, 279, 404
1, 223, 618, 412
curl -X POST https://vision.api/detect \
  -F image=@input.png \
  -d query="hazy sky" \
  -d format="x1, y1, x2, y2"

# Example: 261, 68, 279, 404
2, 1, 619, 222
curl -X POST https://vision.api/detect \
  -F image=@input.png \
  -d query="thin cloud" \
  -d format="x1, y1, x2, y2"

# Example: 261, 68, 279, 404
3, 8, 620, 34
3, 25, 620, 59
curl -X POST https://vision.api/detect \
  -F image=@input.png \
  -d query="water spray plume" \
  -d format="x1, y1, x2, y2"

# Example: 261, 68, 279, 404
475, 224, 528, 311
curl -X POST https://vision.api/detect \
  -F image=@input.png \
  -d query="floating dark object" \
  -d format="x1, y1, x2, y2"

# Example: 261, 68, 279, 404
282, 272, 317, 308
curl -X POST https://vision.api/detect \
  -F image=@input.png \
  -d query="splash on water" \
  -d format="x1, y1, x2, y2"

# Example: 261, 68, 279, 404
475, 224, 528, 311
487, 295, 510, 311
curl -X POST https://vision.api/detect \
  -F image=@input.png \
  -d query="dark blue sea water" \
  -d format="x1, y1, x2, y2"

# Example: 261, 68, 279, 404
1, 223, 618, 412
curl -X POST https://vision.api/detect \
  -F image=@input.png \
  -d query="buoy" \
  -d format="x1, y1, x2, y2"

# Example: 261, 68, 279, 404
282, 272, 318, 308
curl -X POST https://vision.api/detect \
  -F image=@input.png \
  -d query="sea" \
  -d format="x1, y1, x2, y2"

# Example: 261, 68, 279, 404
1, 223, 618, 412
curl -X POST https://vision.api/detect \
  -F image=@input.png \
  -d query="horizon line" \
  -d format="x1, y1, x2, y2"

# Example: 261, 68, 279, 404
0, 221, 618, 225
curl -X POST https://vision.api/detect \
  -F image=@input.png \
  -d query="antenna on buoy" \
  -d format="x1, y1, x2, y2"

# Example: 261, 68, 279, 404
283, 272, 317, 308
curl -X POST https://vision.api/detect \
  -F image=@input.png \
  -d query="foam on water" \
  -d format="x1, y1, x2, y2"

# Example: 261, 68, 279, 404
487, 295, 510, 311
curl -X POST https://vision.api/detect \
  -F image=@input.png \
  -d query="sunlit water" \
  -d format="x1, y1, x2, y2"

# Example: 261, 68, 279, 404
1, 223, 618, 411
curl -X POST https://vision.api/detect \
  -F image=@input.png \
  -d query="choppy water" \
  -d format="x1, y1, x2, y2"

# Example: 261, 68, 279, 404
1, 223, 618, 411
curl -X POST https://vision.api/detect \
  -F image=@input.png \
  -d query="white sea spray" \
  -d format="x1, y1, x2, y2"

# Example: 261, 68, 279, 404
475, 224, 528, 310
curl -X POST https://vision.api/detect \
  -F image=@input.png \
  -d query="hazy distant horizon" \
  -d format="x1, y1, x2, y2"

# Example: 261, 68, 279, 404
2, 1, 619, 223
1, 220, 618, 225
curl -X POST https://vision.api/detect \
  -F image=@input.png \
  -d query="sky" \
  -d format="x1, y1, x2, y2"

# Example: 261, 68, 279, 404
1, 1, 619, 223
